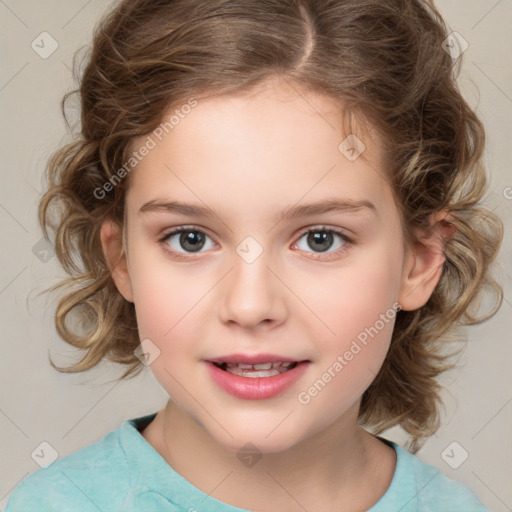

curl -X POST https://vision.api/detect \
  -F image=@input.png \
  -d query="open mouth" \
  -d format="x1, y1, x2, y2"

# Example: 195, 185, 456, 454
206, 359, 310, 399
212, 361, 299, 378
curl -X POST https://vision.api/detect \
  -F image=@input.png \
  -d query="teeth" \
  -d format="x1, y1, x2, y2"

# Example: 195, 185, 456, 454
253, 363, 272, 370
229, 368, 282, 378
220, 361, 298, 378
225, 362, 295, 369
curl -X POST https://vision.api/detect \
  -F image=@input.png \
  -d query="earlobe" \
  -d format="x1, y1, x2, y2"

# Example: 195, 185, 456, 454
100, 219, 134, 303
398, 212, 454, 311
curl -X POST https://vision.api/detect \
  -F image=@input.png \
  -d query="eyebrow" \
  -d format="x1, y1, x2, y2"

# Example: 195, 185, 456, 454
139, 198, 376, 223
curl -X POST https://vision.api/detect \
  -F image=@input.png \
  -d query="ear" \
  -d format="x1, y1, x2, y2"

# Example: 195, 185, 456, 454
398, 211, 455, 311
100, 219, 134, 302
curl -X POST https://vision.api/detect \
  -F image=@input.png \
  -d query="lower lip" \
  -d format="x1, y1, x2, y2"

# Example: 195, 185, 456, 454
205, 361, 309, 400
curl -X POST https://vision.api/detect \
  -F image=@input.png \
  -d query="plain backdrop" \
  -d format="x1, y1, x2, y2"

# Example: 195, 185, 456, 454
1, 1, 511, 510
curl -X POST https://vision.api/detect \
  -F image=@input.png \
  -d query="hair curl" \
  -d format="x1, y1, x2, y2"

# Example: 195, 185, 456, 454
39, 0, 503, 453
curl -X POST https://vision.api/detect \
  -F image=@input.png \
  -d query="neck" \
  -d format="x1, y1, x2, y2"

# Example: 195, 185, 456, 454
143, 399, 394, 511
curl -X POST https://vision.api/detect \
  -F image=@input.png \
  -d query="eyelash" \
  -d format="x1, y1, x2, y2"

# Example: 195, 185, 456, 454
158, 225, 353, 262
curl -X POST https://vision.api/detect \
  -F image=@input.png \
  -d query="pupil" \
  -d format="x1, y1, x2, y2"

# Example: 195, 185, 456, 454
308, 231, 332, 252
180, 231, 205, 252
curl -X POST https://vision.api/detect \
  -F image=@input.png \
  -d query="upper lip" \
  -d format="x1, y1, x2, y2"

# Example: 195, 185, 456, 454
206, 353, 307, 365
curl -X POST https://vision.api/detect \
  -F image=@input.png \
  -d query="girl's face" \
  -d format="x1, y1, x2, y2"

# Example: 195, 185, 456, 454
109, 79, 432, 453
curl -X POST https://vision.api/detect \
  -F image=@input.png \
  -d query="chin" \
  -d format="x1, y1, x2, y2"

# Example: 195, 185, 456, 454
205, 419, 307, 455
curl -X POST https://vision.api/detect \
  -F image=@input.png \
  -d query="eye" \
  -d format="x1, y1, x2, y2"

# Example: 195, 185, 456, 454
160, 227, 215, 255
159, 225, 352, 261
294, 226, 351, 255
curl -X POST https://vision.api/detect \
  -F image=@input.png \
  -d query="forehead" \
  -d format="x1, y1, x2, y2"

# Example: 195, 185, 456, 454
125, 79, 391, 218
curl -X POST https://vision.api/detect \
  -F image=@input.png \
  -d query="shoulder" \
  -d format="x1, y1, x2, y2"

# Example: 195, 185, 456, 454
384, 441, 489, 512
4, 425, 130, 512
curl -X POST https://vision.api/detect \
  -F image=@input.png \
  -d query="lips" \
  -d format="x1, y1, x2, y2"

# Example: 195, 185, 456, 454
204, 354, 310, 400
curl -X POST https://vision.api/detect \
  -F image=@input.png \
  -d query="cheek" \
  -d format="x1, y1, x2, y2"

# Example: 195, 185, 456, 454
310, 246, 402, 345
298, 278, 398, 415
297, 241, 402, 398
339, 264, 399, 340
128, 259, 206, 398
127, 247, 205, 354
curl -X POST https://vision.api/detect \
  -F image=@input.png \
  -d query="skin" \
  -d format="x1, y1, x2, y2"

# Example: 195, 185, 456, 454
101, 77, 447, 511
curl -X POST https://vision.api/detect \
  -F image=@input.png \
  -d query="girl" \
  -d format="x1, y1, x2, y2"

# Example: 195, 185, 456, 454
5, 0, 502, 510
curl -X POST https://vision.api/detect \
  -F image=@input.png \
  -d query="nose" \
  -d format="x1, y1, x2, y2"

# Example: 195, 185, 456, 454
218, 246, 287, 330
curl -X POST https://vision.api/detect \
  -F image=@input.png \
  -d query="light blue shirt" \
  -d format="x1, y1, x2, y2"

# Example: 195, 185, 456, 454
4, 413, 489, 511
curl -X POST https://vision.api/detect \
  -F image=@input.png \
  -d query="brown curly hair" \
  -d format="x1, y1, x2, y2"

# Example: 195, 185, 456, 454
39, 0, 503, 453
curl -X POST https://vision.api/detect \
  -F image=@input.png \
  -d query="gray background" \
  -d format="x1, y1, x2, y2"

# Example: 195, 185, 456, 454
1, 0, 511, 510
